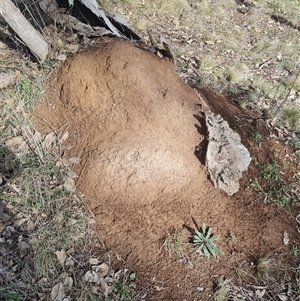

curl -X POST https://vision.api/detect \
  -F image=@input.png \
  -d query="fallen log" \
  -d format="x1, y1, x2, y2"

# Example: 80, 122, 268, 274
0, 0, 48, 61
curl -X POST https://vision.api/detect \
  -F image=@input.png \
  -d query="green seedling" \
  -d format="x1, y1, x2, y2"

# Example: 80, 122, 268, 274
283, 107, 300, 128
261, 160, 280, 181
251, 131, 262, 146
192, 224, 223, 258
112, 272, 136, 301
291, 245, 298, 257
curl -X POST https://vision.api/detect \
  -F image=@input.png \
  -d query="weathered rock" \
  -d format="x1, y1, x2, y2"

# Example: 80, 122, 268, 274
205, 111, 251, 195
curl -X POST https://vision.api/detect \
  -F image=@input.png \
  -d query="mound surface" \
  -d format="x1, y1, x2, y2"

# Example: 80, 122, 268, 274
36, 38, 298, 300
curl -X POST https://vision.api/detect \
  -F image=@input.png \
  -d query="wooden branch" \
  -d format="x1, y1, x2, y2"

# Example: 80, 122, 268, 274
0, 0, 48, 62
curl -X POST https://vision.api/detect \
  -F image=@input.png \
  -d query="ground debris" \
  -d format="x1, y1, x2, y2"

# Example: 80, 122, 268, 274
0, 72, 16, 89
50, 282, 65, 301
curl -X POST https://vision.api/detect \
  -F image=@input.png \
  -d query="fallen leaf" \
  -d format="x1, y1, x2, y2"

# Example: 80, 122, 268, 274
66, 218, 77, 226
64, 276, 73, 291
68, 157, 80, 165
66, 44, 79, 53
283, 231, 289, 245
43, 132, 57, 150
59, 131, 69, 143
26, 220, 35, 232
65, 257, 75, 267
95, 263, 109, 278
83, 271, 99, 283
15, 141, 28, 158
100, 278, 110, 297
278, 294, 288, 301
5, 136, 24, 147
50, 282, 65, 301
18, 241, 29, 250
32, 131, 42, 143
63, 176, 75, 192
1, 213, 11, 222
89, 258, 99, 265
14, 219, 27, 228
66, 248, 75, 254
38, 278, 48, 285
56, 54, 67, 61
66, 169, 78, 179
55, 211, 64, 225
255, 289, 265, 298
60, 272, 68, 279
91, 286, 98, 294
55, 250, 67, 267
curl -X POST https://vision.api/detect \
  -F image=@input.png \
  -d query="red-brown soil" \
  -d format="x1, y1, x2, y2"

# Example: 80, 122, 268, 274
35, 38, 300, 300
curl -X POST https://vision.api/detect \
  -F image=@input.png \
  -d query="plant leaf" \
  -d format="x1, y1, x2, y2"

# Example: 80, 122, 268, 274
206, 226, 212, 238
129, 272, 136, 281
210, 235, 220, 241
194, 230, 204, 239
202, 246, 211, 258
201, 223, 206, 234
206, 242, 216, 257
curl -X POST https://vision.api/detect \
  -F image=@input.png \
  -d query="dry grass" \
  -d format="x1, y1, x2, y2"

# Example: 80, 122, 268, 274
0, 38, 95, 299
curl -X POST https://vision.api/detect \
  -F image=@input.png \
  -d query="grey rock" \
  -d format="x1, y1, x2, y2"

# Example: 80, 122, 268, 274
205, 111, 251, 196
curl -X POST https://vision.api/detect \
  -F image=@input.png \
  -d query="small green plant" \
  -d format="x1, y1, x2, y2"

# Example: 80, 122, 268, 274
192, 224, 223, 258
267, 185, 290, 207
270, 0, 281, 14
112, 272, 136, 301
16, 77, 41, 110
291, 245, 298, 257
293, 141, 300, 150
88, 295, 104, 301
250, 177, 263, 193
251, 130, 262, 146
0, 291, 23, 301
283, 107, 300, 128
261, 159, 280, 181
